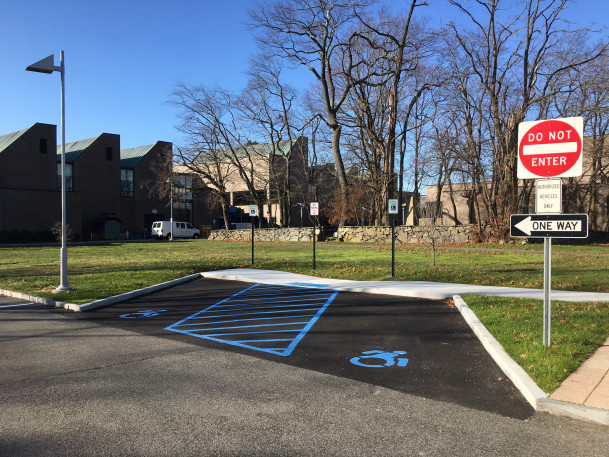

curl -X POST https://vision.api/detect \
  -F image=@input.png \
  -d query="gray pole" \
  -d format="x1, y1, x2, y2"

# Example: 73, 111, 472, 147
169, 179, 173, 241
313, 215, 316, 270
391, 214, 395, 277
56, 50, 71, 291
543, 237, 552, 347
251, 216, 255, 265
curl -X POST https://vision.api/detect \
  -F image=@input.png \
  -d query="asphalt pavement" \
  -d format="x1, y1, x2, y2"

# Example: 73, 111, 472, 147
2, 271, 609, 456
65, 277, 533, 419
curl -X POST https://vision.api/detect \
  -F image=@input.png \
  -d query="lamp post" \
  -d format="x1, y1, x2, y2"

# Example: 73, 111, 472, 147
27, 51, 71, 292
166, 177, 174, 241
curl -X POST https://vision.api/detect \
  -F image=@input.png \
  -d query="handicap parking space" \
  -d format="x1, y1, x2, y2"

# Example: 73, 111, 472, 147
67, 277, 534, 419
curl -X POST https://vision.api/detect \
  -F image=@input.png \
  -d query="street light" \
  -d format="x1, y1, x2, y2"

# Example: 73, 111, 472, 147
166, 177, 174, 240
27, 51, 72, 292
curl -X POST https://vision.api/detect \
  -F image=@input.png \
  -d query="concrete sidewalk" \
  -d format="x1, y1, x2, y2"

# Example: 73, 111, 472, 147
202, 269, 609, 425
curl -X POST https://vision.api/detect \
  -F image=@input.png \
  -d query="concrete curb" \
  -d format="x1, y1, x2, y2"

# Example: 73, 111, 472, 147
1, 273, 202, 312
453, 294, 609, 426
0, 288, 75, 309
537, 397, 609, 425
452, 295, 548, 408
76, 273, 203, 311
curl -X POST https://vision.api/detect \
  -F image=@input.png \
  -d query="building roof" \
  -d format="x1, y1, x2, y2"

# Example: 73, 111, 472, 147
57, 136, 99, 163
120, 144, 155, 169
232, 138, 295, 158
0, 127, 29, 154
194, 138, 298, 163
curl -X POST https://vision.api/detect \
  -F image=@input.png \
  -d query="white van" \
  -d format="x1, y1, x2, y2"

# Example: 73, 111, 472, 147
151, 221, 201, 240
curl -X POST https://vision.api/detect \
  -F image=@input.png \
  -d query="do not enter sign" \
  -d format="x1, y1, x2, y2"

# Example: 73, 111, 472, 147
517, 117, 583, 179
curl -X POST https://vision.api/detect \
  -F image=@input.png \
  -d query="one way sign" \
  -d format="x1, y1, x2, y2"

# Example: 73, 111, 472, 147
510, 214, 588, 238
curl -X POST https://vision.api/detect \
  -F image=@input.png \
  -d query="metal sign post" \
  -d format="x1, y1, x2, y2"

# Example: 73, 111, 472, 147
543, 238, 552, 346
249, 205, 257, 265
516, 116, 585, 348
389, 199, 398, 277
310, 202, 319, 270
510, 213, 588, 347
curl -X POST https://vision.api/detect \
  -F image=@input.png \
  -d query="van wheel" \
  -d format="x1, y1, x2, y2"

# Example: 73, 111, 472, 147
193, 233, 200, 239
166, 233, 172, 240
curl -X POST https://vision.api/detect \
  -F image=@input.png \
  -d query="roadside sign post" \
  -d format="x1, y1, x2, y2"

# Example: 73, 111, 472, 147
543, 238, 551, 347
389, 199, 398, 277
249, 205, 258, 265
516, 116, 584, 347
310, 202, 319, 270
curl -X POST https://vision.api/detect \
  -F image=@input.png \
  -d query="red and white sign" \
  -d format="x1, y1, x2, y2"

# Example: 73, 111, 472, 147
310, 202, 319, 216
517, 117, 583, 179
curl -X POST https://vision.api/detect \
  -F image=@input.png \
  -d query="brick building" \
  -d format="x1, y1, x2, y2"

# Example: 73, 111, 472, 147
0, 123, 175, 241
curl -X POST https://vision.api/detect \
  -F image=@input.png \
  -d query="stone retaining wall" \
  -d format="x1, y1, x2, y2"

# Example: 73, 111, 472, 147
208, 227, 319, 242
336, 225, 474, 244
208, 225, 474, 244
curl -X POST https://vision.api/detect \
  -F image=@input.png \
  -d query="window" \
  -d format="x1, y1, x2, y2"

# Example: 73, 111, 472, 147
106, 147, 113, 161
121, 168, 134, 197
39, 138, 47, 154
57, 163, 73, 191
173, 174, 193, 223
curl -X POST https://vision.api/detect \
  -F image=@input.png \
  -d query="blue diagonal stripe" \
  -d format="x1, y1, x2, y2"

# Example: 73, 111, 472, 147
165, 283, 338, 356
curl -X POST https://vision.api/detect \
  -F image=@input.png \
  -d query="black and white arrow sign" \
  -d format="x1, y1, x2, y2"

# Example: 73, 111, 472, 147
510, 214, 588, 238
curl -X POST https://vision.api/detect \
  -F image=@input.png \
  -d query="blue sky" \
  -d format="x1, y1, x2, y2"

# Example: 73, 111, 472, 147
2, 0, 607, 150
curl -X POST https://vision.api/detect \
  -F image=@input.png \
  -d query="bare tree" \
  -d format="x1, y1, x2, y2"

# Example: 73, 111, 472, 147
445, 0, 605, 234
170, 84, 245, 229
237, 55, 301, 226
249, 0, 379, 225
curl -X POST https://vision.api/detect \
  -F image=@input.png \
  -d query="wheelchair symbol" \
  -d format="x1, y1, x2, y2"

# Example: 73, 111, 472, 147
120, 310, 166, 319
350, 350, 409, 368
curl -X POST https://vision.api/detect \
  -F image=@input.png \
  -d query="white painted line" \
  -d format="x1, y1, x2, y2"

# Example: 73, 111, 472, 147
522, 142, 577, 155
0, 302, 37, 309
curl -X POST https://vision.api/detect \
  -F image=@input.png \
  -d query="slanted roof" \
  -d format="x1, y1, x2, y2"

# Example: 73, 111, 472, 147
232, 138, 294, 158
57, 136, 99, 163
0, 127, 29, 154
120, 144, 154, 169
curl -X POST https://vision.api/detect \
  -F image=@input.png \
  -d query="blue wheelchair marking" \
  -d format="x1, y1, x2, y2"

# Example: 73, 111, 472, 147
165, 283, 339, 356
350, 350, 409, 368
120, 309, 166, 319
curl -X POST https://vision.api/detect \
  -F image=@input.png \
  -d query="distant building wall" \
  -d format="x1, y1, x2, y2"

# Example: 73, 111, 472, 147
0, 123, 59, 233
71, 133, 121, 238
0, 123, 176, 241
120, 141, 172, 235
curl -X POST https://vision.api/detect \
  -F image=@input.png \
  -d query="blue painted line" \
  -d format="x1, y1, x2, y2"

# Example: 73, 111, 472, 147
177, 307, 321, 321
185, 321, 310, 332
174, 315, 316, 328
211, 300, 331, 313
213, 291, 334, 303
237, 339, 293, 343
289, 282, 329, 288
165, 283, 339, 356
201, 328, 302, 337
282, 290, 339, 355
167, 283, 260, 329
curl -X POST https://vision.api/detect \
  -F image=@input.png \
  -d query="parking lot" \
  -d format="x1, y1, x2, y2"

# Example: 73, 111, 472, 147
67, 277, 531, 418
3, 278, 609, 456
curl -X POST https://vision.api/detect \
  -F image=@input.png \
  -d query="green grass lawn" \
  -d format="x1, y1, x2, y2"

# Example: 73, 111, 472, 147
2, 239, 608, 393
462, 294, 609, 392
